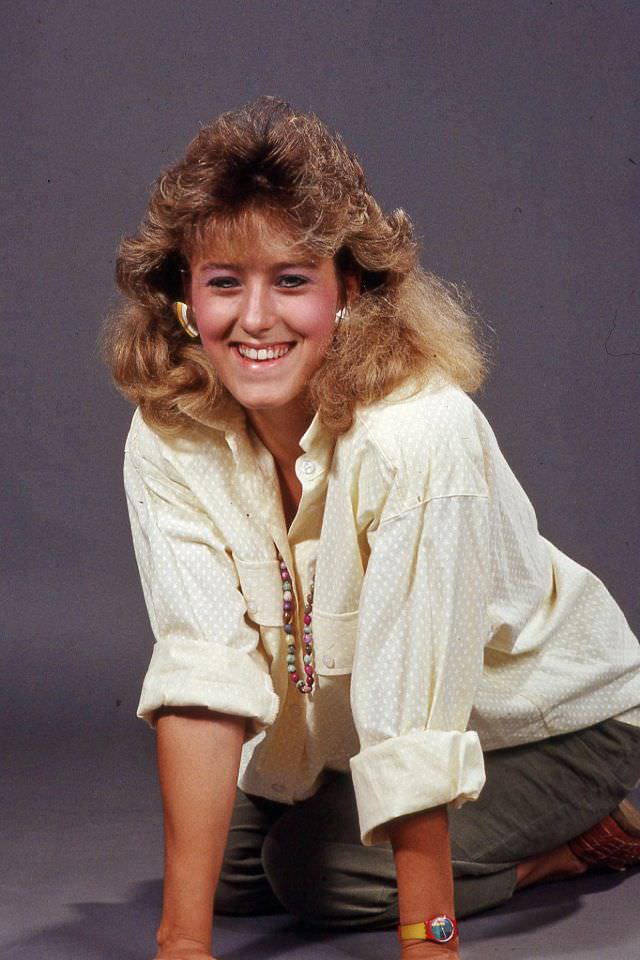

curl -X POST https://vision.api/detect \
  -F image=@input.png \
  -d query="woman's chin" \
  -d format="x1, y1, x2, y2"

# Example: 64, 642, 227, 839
224, 376, 312, 414
234, 391, 300, 415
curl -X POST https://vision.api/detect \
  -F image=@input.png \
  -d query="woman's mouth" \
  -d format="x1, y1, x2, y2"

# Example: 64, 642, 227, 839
233, 342, 295, 365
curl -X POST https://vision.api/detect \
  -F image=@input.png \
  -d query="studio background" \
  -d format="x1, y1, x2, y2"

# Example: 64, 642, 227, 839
2, 2, 638, 958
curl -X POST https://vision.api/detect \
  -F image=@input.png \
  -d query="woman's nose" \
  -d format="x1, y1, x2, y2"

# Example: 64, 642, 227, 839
238, 283, 276, 335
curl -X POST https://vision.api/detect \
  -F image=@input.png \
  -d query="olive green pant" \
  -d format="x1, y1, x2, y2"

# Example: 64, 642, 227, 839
215, 719, 640, 928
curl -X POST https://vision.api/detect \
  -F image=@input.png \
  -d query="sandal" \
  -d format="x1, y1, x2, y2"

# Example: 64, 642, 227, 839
568, 797, 640, 872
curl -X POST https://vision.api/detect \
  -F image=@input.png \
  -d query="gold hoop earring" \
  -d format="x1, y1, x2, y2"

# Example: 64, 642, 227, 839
174, 301, 199, 339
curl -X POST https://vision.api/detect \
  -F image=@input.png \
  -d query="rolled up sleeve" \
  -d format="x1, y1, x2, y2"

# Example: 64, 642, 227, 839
124, 443, 279, 731
349, 495, 491, 845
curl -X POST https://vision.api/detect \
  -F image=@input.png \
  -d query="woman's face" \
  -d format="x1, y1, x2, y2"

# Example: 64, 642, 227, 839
188, 233, 351, 417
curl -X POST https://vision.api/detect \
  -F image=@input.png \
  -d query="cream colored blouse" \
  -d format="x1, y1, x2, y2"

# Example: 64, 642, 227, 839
123, 372, 640, 846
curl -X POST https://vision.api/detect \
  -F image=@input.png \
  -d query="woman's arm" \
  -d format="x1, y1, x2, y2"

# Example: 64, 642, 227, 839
153, 706, 246, 960
389, 805, 460, 959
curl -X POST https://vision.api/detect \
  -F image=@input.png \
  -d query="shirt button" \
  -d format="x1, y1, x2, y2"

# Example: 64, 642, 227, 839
302, 459, 316, 476
322, 655, 335, 669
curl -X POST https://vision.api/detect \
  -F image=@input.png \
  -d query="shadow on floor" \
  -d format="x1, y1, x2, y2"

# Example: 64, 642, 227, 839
461, 866, 633, 944
3, 866, 637, 960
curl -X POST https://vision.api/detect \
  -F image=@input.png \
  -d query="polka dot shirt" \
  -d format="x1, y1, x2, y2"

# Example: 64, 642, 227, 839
123, 372, 640, 846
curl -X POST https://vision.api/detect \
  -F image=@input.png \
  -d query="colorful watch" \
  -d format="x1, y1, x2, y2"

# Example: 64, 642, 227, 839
398, 914, 458, 944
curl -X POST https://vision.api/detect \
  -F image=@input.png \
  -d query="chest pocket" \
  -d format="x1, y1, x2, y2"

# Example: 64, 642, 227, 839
234, 558, 283, 627
312, 609, 358, 676
234, 558, 358, 676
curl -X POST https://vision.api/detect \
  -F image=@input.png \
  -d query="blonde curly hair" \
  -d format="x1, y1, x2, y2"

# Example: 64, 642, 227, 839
102, 96, 492, 434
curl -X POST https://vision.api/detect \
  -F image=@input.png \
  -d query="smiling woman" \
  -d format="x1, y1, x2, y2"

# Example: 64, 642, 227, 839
186, 240, 351, 437
102, 97, 640, 960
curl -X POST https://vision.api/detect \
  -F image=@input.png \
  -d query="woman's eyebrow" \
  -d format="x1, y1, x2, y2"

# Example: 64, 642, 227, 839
197, 261, 239, 271
196, 259, 319, 272
272, 260, 319, 271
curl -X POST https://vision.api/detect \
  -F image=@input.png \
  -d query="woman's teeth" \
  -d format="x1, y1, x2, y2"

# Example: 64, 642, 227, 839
237, 344, 291, 361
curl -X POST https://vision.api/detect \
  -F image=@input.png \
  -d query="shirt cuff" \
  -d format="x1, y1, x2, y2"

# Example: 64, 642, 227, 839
136, 637, 280, 730
349, 729, 486, 846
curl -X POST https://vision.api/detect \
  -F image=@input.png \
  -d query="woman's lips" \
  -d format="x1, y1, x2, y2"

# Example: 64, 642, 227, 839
232, 342, 296, 367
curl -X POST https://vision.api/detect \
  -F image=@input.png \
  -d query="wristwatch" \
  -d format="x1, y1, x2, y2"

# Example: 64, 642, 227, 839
398, 914, 458, 943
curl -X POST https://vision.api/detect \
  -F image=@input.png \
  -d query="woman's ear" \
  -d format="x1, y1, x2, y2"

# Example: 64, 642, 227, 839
343, 269, 361, 307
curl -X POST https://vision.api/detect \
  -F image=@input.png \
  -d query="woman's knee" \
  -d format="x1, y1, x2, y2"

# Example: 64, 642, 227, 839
261, 813, 397, 929
215, 789, 286, 916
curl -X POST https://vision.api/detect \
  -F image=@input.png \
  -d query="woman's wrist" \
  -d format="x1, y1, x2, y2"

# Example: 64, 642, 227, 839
155, 930, 214, 959
156, 927, 211, 950
400, 937, 460, 958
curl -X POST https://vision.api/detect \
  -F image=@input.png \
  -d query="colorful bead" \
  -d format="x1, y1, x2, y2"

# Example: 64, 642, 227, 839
277, 551, 316, 696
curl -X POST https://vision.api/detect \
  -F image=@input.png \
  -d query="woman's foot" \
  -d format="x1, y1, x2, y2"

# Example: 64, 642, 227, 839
567, 797, 640, 872
516, 796, 640, 889
515, 843, 588, 890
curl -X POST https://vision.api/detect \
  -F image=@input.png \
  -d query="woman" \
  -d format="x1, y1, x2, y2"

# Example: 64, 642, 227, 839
104, 97, 640, 960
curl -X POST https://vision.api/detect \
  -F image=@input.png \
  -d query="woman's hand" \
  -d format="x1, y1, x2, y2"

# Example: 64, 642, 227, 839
400, 938, 461, 959
154, 955, 216, 960
154, 938, 216, 960
154, 954, 215, 960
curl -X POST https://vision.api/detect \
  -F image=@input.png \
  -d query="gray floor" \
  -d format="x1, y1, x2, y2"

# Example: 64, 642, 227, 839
3, 725, 639, 960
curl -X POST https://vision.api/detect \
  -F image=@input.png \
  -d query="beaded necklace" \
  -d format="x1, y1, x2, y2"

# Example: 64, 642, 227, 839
278, 553, 316, 694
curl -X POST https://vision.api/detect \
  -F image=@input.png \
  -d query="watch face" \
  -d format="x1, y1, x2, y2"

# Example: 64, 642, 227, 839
429, 915, 455, 942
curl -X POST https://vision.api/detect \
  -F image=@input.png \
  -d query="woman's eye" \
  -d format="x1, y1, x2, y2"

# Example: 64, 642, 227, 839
278, 274, 308, 288
206, 277, 240, 289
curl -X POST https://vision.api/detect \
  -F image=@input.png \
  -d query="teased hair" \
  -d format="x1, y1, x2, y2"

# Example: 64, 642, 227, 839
102, 96, 492, 434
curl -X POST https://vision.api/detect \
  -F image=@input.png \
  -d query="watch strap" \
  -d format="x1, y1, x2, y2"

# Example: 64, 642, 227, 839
398, 914, 458, 943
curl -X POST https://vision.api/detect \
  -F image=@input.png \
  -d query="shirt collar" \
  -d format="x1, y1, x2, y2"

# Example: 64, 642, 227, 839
176, 393, 335, 472
298, 409, 335, 474
176, 392, 247, 436
299, 409, 324, 454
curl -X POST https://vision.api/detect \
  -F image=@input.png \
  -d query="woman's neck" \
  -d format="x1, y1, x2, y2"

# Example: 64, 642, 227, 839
246, 403, 314, 473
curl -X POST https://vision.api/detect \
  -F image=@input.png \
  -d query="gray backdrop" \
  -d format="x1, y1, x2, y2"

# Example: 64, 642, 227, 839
2, 0, 638, 740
